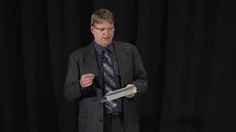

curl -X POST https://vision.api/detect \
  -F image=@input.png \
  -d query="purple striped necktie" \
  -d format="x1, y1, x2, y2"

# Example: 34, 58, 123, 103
103, 48, 117, 111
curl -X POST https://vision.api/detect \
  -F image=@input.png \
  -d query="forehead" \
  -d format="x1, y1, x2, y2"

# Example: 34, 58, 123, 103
94, 21, 114, 27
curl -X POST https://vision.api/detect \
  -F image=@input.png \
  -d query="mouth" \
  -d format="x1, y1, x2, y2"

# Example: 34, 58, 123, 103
102, 37, 111, 40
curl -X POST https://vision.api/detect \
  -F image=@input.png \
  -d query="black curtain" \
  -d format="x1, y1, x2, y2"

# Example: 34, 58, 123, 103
1, 0, 236, 132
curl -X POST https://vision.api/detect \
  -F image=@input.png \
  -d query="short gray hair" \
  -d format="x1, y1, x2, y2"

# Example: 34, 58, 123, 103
90, 8, 115, 26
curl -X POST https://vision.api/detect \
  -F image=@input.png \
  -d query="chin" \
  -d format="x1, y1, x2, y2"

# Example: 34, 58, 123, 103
103, 43, 110, 47
103, 41, 112, 45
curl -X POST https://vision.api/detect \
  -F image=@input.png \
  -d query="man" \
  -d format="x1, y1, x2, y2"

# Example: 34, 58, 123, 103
64, 8, 148, 132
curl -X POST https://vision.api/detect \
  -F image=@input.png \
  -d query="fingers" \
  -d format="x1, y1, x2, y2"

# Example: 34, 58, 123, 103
80, 73, 95, 88
126, 84, 135, 88
82, 73, 95, 78
126, 93, 135, 98
126, 84, 136, 98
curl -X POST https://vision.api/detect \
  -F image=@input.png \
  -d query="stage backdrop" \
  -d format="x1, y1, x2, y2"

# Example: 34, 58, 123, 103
1, 0, 236, 132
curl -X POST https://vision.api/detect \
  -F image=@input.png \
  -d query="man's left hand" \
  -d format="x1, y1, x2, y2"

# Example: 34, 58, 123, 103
126, 84, 136, 98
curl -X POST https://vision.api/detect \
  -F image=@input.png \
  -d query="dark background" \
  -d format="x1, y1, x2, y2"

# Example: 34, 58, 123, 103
1, 0, 236, 132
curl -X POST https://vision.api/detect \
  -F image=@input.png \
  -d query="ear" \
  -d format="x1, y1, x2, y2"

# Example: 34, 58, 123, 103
90, 26, 94, 34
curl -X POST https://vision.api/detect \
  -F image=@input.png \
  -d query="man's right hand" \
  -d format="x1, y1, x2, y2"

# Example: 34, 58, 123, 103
80, 73, 95, 89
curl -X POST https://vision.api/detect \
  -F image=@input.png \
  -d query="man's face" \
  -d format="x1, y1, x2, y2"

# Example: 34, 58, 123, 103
91, 21, 115, 47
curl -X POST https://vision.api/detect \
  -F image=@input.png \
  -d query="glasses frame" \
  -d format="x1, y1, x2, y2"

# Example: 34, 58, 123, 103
93, 26, 114, 32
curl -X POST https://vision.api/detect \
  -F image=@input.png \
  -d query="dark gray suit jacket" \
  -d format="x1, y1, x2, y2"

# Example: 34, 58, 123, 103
64, 41, 148, 132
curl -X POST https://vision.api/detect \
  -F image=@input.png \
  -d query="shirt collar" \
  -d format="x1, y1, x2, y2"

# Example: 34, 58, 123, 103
94, 41, 114, 55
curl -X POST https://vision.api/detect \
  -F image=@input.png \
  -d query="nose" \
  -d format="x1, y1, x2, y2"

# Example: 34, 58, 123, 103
102, 28, 110, 33
102, 30, 110, 35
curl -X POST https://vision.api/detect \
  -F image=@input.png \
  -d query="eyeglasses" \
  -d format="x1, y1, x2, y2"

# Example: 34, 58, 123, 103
93, 26, 114, 32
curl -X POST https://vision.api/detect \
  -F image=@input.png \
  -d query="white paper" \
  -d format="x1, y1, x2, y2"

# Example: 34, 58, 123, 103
101, 86, 137, 103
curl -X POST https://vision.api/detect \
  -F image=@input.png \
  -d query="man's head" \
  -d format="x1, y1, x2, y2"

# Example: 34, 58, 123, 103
90, 8, 115, 47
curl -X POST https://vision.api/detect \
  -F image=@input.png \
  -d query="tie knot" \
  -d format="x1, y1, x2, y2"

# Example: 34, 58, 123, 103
103, 47, 111, 53
103, 48, 110, 53
103, 48, 111, 60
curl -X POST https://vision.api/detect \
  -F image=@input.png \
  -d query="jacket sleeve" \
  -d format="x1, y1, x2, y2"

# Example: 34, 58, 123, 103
64, 55, 82, 101
131, 46, 148, 96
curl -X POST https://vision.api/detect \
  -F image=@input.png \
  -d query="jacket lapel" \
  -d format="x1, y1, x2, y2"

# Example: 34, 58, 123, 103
113, 42, 128, 87
83, 44, 103, 88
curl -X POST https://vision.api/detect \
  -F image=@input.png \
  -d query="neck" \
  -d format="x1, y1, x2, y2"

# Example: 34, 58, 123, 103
95, 41, 111, 48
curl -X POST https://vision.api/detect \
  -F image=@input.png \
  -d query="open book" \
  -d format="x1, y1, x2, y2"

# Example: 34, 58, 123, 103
100, 86, 137, 103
